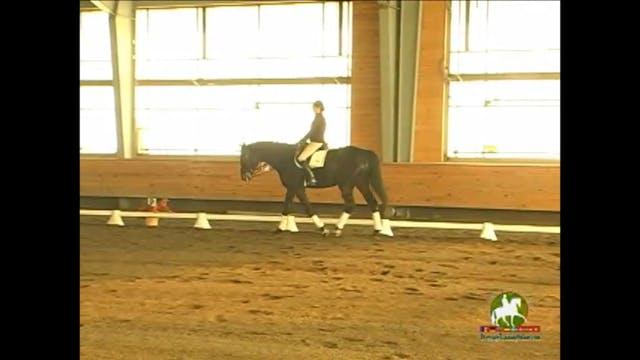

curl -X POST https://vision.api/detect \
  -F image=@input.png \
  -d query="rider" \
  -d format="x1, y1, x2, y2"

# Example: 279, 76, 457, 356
501, 294, 509, 309
297, 100, 326, 185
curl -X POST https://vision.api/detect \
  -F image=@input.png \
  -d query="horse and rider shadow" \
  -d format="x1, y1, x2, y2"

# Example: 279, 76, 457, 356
240, 141, 393, 237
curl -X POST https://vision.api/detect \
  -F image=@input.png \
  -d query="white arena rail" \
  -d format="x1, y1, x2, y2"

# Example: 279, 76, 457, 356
79, 209, 560, 235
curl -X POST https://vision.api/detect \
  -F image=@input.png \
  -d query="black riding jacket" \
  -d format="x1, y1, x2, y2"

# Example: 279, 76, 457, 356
300, 113, 326, 143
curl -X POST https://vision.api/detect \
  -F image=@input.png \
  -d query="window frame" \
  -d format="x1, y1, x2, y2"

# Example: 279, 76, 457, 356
132, 1, 353, 158
80, 10, 119, 157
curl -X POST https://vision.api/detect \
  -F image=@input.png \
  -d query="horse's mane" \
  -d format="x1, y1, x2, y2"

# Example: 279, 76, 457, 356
248, 141, 359, 153
247, 141, 297, 150
249, 141, 293, 146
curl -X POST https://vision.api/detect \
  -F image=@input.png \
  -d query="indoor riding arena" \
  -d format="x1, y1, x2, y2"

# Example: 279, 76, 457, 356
80, 1, 560, 359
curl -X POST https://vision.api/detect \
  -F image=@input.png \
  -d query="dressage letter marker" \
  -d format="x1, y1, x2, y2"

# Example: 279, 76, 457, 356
145, 217, 159, 227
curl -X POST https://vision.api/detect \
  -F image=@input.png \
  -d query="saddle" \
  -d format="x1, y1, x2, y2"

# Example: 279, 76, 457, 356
295, 142, 329, 169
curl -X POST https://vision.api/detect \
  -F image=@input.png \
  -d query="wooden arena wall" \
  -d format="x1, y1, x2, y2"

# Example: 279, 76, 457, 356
80, 1, 560, 212
80, 159, 558, 211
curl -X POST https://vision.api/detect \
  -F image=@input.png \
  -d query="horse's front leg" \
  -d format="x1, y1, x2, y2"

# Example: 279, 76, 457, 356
296, 189, 330, 236
276, 189, 298, 232
334, 184, 355, 237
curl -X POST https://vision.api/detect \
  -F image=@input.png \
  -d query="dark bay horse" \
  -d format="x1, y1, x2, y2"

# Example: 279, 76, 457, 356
240, 142, 393, 237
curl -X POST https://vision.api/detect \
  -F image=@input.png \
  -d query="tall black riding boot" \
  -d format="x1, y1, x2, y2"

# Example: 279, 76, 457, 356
301, 160, 317, 186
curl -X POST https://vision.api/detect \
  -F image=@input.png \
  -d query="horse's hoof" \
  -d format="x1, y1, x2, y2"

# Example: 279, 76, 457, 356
373, 229, 393, 237
321, 228, 330, 237
335, 229, 343, 237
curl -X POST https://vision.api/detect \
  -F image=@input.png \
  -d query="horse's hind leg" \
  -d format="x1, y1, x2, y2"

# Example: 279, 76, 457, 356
356, 182, 381, 233
356, 181, 392, 236
334, 184, 355, 237
296, 190, 330, 236
356, 182, 379, 213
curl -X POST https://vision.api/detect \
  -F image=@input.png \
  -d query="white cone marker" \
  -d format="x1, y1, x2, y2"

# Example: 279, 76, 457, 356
480, 222, 498, 241
193, 212, 212, 229
107, 210, 125, 226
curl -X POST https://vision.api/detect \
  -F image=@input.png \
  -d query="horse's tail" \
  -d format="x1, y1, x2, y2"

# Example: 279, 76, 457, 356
368, 151, 389, 216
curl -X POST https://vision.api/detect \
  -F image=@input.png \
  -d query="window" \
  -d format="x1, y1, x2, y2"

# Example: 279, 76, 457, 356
135, 2, 353, 156
81, 86, 118, 154
80, 11, 113, 80
80, 11, 118, 154
447, 1, 560, 160
136, 84, 350, 155
448, 80, 559, 159
136, 3, 351, 80
205, 6, 258, 60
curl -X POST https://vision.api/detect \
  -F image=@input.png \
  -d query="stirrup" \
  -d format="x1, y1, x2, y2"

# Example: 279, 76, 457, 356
304, 169, 317, 186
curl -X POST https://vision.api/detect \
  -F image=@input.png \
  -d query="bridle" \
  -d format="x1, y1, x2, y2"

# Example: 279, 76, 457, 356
250, 161, 272, 177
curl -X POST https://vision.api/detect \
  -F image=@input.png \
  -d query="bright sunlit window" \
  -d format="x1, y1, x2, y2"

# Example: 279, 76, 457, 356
135, 2, 353, 156
135, 2, 352, 79
81, 86, 118, 154
136, 84, 350, 156
80, 11, 117, 154
80, 11, 112, 80
447, 1, 560, 160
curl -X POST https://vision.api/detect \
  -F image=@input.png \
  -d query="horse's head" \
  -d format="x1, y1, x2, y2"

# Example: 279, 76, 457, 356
511, 297, 522, 308
240, 143, 271, 182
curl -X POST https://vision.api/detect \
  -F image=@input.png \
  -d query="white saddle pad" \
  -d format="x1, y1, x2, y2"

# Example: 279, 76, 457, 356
309, 150, 328, 169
